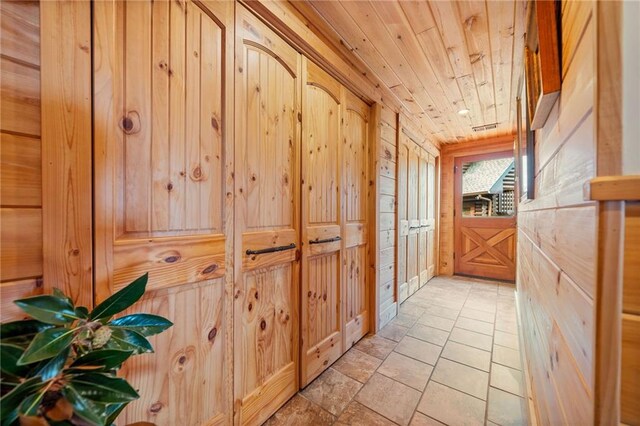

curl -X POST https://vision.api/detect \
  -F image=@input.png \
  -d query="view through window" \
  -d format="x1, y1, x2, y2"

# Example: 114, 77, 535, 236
462, 158, 515, 217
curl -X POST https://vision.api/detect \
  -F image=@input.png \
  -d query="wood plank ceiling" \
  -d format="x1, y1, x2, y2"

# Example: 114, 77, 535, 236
295, 0, 526, 145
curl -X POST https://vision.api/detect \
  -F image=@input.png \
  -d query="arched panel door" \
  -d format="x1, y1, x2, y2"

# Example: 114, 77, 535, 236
343, 90, 370, 349
93, 0, 233, 423
301, 58, 343, 386
234, 6, 302, 425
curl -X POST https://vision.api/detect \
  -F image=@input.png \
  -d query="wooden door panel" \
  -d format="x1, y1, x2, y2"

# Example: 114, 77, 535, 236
397, 139, 409, 303
454, 153, 516, 282
343, 91, 369, 348
426, 156, 437, 280
418, 151, 428, 287
407, 143, 420, 296
301, 59, 343, 386
234, 7, 301, 424
93, 1, 234, 423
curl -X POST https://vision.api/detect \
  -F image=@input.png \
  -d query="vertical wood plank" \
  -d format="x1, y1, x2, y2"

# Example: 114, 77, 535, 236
41, 0, 92, 307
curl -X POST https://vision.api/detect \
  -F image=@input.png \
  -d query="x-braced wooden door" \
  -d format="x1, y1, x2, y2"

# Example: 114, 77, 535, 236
342, 91, 370, 349
234, 7, 301, 425
301, 59, 344, 386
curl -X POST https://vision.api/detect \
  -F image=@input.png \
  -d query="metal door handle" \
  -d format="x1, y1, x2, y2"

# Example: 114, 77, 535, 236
246, 243, 296, 256
309, 236, 341, 245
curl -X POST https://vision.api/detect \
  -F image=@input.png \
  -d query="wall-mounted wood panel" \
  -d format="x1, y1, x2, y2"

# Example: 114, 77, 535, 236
0, 0, 43, 322
93, 1, 234, 423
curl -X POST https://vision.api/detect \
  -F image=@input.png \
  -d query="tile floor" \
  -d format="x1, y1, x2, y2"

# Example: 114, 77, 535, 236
266, 276, 528, 426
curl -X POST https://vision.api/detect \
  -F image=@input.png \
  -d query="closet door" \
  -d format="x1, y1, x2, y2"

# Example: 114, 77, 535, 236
407, 143, 420, 296
418, 149, 429, 288
343, 91, 369, 348
301, 59, 343, 386
397, 138, 409, 303
93, 1, 233, 424
234, 7, 301, 425
426, 154, 437, 280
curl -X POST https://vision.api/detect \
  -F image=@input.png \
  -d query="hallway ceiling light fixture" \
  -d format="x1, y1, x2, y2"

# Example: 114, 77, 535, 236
458, 108, 470, 116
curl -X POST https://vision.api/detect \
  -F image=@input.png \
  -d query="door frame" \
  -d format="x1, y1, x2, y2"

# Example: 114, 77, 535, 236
453, 150, 517, 281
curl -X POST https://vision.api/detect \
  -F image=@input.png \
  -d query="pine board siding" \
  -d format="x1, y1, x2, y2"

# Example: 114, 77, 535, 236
517, 2, 596, 423
377, 105, 398, 329
0, 0, 43, 321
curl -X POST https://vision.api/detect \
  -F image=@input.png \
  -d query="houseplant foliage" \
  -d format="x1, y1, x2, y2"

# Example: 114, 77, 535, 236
0, 273, 172, 426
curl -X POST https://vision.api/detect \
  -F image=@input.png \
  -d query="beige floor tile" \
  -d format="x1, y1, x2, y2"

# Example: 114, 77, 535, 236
495, 317, 518, 334
400, 302, 427, 318
355, 373, 421, 426
449, 327, 493, 351
464, 299, 497, 314
394, 336, 442, 365
487, 387, 528, 425
300, 368, 362, 416
490, 363, 524, 397
494, 330, 519, 350
431, 358, 489, 400
378, 351, 434, 391
417, 381, 485, 426
407, 324, 449, 346
335, 401, 396, 426
460, 307, 495, 323
430, 297, 465, 311
423, 304, 460, 320
456, 316, 495, 336
392, 313, 421, 328
264, 394, 335, 426
333, 348, 382, 383
379, 323, 410, 342
410, 412, 446, 425
417, 313, 456, 332
492, 345, 522, 370
441, 340, 491, 372
355, 334, 397, 360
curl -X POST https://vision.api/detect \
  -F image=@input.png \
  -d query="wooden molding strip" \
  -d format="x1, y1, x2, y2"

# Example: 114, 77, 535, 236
584, 176, 640, 201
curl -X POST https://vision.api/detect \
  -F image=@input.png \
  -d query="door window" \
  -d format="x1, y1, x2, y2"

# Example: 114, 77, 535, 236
461, 158, 516, 217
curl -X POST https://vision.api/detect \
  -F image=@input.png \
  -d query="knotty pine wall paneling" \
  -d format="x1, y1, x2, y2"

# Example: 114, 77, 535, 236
0, 0, 43, 320
93, 1, 234, 423
517, 1, 597, 423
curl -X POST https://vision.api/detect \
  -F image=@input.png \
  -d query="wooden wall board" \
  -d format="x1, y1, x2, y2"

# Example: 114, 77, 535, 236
0, 0, 43, 320
41, 0, 93, 307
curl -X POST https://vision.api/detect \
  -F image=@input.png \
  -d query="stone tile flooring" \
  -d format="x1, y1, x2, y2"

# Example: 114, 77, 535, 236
266, 276, 528, 426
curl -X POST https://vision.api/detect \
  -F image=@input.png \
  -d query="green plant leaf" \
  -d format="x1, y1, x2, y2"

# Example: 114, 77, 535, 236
63, 385, 106, 426
53, 288, 74, 307
74, 307, 89, 320
14, 296, 77, 325
30, 346, 70, 381
104, 329, 153, 355
104, 402, 129, 426
0, 343, 29, 377
1, 320, 53, 341
0, 377, 44, 424
69, 373, 139, 404
18, 328, 75, 366
71, 349, 133, 371
19, 391, 46, 417
89, 274, 148, 321
109, 314, 173, 337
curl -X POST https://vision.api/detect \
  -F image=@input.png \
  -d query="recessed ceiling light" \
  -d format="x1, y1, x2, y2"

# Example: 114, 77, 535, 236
458, 109, 470, 116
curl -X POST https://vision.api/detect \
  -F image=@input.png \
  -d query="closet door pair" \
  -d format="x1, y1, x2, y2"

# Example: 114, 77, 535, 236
300, 60, 370, 386
235, 7, 370, 422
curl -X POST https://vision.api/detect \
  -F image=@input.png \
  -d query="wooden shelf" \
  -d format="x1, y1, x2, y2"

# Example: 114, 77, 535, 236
584, 176, 640, 201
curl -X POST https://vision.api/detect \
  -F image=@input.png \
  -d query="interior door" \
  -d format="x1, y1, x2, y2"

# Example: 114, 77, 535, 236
234, 7, 301, 425
397, 136, 409, 303
454, 151, 517, 281
93, 1, 233, 423
418, 149, 429, 288
343, 90, 369, 349
407, 142, 420, 296
301, 58, 343, 386
426, 154, 437, 280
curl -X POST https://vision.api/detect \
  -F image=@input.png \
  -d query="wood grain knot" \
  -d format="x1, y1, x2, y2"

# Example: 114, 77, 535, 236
323, 360, 328, 366
164, 255, 180, 263
260, 319, 266, 330
35, 278, 44, 288
248, 303, 253, 312
323, 293, 327, 301
250, 174, 257, 182
308, 291, 312, 297
120, 111, 141, 135
178, 355, 187, 364
254, 291, 259, 300
208, 327, 217, 342
202, 264, 218, 274
149, 402, 163, 413
191, 165, 203, 181
166, 182, 174, 191
211, 116, 219, 131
